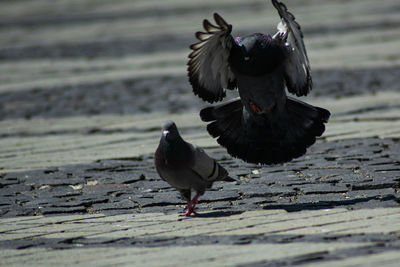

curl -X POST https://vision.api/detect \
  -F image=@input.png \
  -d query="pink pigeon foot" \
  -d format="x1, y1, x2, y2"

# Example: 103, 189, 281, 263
180, 193, 200, 216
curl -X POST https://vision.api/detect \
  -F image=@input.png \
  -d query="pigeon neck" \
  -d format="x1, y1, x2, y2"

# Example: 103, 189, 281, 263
163, 136, 190, 159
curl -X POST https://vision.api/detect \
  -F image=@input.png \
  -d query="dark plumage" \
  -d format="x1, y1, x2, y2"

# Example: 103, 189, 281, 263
154, 121, 234, 216
188, 0, 330, 164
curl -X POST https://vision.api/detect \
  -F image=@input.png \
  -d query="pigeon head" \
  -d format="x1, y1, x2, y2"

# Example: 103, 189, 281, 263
236, 33, 270, 57
161, 120, 181, 142
230, 33, 285, 75
159, 120, 192, 162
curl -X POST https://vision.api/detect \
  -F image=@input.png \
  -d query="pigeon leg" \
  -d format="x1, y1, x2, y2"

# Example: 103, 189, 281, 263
181, 193, 200, 216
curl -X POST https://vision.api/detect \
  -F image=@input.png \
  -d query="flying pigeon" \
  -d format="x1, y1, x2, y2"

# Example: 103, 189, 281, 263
187, 0, 330, 164
154, 121, 234, 216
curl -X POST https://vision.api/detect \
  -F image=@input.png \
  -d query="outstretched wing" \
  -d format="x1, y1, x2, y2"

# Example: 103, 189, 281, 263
272, 0, 312, 96
188, 13, 237, 103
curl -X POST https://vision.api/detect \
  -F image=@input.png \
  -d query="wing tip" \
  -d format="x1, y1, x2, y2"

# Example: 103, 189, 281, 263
213, 13, 231, 30
272, 0, 297, 23
203, 18, 220, 33
272, 0, 287, 12
195, 31, 210, 41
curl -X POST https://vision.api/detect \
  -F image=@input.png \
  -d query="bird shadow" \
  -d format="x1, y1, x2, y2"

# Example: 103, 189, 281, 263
262, 195, 400, 212
178, 210, 243, 220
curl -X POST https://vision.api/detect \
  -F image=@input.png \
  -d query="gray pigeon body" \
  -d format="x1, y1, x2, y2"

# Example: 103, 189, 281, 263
154, 121, 233, 215
188, 0, 330, 164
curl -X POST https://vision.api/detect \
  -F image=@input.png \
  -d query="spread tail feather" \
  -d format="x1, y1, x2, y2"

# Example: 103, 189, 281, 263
200, 97, 330, 164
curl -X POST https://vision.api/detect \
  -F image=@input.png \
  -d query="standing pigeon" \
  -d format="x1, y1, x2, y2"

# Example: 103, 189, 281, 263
187, 0, 330, 164
154, 121, 233, 216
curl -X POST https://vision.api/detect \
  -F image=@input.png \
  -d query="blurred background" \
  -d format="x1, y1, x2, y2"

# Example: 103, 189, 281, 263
0, 0, 399, 171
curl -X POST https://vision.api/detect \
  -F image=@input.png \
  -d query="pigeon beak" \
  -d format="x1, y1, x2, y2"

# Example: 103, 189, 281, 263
162, 130, 169, 136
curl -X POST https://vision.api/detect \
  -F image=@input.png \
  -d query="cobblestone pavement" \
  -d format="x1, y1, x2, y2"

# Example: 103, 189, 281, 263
1, 137, 400, 218
1, 0, 400, 266
1, 137, 399, 266
1, 208, 400, 266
